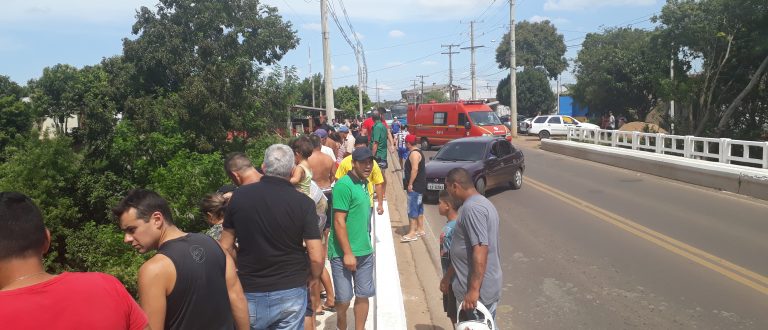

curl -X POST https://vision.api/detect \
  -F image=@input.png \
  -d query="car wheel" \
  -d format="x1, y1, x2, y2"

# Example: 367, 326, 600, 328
510, 168, 523, 190
539, 130, 550, 140
420, 138, 430, 151
475, 177, 486, 196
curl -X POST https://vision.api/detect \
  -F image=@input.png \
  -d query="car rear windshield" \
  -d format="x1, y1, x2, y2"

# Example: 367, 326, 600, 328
434, 142, 487, 161
469, 111, 502, 126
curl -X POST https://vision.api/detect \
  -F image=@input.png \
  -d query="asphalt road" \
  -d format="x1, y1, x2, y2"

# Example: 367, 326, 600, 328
417, 139, 768, 329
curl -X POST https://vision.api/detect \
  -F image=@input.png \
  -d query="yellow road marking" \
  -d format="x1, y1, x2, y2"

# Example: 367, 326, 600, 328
526, 177, 768, 295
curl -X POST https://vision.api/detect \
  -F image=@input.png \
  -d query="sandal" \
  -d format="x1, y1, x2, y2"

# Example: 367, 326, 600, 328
322, 304, 336, 312
416, 231, 426, 237
401, 235, 418, 242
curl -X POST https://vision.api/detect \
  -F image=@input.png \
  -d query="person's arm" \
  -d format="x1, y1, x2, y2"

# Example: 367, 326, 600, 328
305, 238, 324, 282
333, 210, 357, 271
462, 244, 489, 311
289, 165, 303, 185
137, 256, 172, 330
407, 151, 421, 192
374, 183, 384, 215
440, 264, 456, 294
223, 249, 249, 329
219, 228, 237, 259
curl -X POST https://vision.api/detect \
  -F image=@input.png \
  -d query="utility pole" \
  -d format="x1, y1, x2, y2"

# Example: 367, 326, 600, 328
410, 80, 418, 104
556, 74, 561, 114
309, 46, 315, 108
416, 75, 428, 103
441, 44, 460, 102
484, 82, 493, 99
284, 66, 291, 132
358, 64, 363, 117
462, 21, 484, 100
320, 0, 335, 120
509, 0, 518, 137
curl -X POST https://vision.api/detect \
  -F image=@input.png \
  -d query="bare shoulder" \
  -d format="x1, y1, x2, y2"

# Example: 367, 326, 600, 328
139, 254, 174, 278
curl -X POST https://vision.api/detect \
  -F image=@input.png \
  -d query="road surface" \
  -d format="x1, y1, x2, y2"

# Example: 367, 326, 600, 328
416, 139, 768, 329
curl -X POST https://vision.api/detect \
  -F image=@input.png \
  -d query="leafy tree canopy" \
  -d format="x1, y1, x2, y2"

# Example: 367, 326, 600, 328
334, 85, 371, 118
496, 20, 568, 79
497, 68, 555, 117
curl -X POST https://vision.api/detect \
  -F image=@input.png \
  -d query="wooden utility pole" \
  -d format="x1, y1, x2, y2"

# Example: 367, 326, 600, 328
416, 75, 428, 103
442, 44, 460, 102
462, 21, 484, 100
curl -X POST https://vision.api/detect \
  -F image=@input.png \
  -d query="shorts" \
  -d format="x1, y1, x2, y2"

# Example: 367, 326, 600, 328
442, 286, 457, 318
330, 254, 376, 303
375, 157, 388, 170
407, 191, 424, 219
398, 147, 409, 160
323, 190, 333, 230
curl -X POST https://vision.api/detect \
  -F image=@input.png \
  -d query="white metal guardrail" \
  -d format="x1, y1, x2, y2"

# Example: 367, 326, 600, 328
566, 127, 768, 169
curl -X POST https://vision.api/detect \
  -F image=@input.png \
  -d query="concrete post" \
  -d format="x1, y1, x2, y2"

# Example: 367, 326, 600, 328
632, 132, 640, 150
656, 133, 664, 154
719, 138, 731, 163
762, 142, 768, 169
684, 136, 693, 158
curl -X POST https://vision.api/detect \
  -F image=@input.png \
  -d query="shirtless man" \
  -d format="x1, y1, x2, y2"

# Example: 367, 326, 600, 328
308, 134, 336, 191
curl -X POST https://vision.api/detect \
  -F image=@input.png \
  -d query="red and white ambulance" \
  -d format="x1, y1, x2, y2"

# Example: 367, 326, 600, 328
407, 100, 511, 149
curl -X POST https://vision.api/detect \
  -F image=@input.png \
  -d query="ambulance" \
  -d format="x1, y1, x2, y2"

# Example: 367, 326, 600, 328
407, 100, 511, 149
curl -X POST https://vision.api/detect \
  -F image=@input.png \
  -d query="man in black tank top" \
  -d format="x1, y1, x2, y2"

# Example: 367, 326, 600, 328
401, 134, 427, 242
114, 189, 250, 330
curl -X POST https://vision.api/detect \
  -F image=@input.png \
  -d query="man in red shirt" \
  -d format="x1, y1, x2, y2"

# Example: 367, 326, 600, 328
361, 108, 395, 147
0, 192, 149, 330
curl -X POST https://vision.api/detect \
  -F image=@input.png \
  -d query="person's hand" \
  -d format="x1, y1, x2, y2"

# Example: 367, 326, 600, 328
376, 204, 384, 215
462, 289, 480, 311
407, 184, 413, 193
440, 276, 450, 294
343, 254, 357, 272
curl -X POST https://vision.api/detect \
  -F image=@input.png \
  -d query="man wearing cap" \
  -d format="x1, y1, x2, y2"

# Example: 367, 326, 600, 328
401, 134, 427, 242
313, 129, 337, 161
328, 147, 376, 330
336, 136, 385, 220
338, 125, 355, 157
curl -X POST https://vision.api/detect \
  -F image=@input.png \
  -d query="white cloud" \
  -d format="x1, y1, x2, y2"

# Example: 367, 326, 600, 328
544, 0, 656, 11
0, 0, 157, 23
529, 15, 570, 24
302, 23, 321, 31
389, 30, 405, 38
262, 0, 502, 22
421, 60, 438, 66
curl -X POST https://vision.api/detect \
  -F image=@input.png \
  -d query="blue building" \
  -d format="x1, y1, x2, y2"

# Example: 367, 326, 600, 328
558, 95, 589, 118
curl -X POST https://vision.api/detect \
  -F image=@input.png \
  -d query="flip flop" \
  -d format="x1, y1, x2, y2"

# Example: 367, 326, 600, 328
416, 231, 426, 237
401, 235, 418, 242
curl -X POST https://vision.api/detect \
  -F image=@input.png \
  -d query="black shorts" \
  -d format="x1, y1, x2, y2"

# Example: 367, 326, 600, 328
442, 287, 457, 318
375, 157, 388, 169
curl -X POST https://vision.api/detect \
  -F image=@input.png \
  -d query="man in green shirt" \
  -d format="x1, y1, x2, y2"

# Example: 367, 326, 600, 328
370, 113, 388, 170
328, 147, 375, 330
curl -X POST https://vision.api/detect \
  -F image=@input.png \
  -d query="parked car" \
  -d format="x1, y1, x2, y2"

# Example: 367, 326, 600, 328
528, 115, 600, 139
518, 117, 533, 134
424, 136, 525, 200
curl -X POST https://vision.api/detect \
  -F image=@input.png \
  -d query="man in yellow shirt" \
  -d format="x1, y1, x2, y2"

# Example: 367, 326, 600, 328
336, 135, 386, 219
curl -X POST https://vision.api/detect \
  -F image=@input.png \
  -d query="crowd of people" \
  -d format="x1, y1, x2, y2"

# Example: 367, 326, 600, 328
0, 108, 502, 329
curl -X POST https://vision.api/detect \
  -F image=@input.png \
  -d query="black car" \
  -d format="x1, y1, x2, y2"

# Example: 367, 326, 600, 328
424, 136, 525, 199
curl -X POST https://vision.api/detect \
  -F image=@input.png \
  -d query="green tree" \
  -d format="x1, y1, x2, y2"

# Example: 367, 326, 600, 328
496, 20, 568, 79
123, 0, 299, 150
334, 85, 371, 118
0, 75, 25, 98
655, 0, 768, 136
572, 27, 668, 121
497, 68, 555, 116
0, 96, 34, 154
28, 64, 82, 135
424, 90, 449, 103
297, 73, 325, 108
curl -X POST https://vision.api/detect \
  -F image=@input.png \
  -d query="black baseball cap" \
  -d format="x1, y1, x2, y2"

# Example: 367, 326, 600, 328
351, 147, 374, 161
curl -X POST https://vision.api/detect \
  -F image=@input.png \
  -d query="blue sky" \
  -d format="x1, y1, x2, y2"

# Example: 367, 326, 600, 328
0, 0, 662, 101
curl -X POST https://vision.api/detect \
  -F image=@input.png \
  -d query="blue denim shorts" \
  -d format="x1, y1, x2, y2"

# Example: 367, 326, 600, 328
246, 286, 307, 330
407, 191, 424, 219
330, 254, 376, 303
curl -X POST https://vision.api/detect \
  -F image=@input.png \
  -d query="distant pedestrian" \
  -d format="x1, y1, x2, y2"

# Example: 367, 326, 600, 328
370, 112, 389, 170
329, 147, 377, 330
401, 134, 426, 242
391, 117, 401, 135
113, 189, 249, 330
394, 124, 410, 170
445, 168, 502, 322
608, 111, 616, 130
0, 192, 149, 330
200, 192, 229, 241
437, 190, 461, 325
338, 125, 355, 158
220, 144, 325, 330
